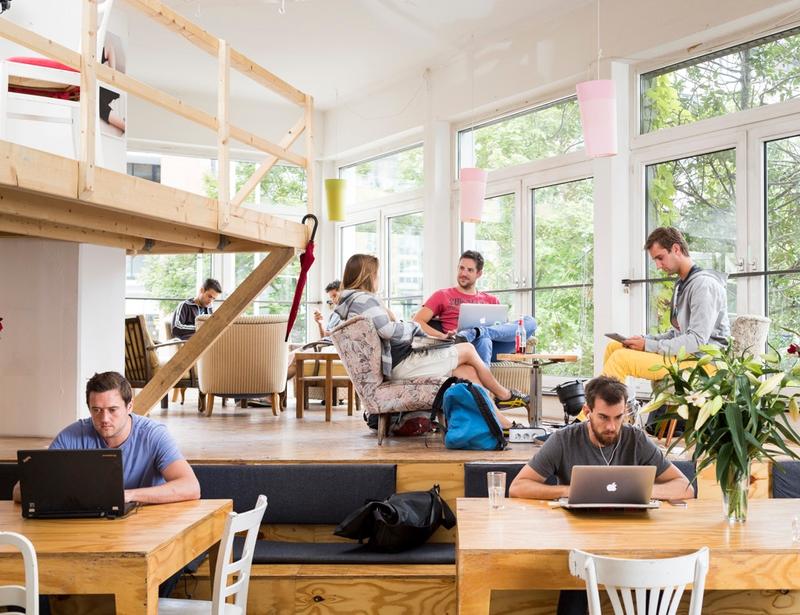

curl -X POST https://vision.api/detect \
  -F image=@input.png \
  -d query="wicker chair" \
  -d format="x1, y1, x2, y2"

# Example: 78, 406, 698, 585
329, 315, 446, 445
124, 315, 198, 409
196, 314, 288, 417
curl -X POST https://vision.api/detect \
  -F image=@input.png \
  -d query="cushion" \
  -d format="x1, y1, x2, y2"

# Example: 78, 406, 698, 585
192, 464, 396, 523
0, 463, 18, 500
8, 57, 78, 72
464, 462, 555, 497
239, 538, 455, 565
772, 461, 800, 498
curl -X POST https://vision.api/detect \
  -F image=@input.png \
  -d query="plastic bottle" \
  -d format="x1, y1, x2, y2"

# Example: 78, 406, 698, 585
515, 317, 526, 354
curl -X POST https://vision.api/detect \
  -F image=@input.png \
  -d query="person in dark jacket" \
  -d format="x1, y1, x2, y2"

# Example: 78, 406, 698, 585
171, 278, 221, 340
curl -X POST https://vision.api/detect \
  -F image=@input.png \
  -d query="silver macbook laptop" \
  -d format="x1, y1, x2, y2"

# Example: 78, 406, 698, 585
457, 304, 509, 331
558, 465, 659, 509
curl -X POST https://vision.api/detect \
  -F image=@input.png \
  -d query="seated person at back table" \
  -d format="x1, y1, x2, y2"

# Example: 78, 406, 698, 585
413, 250, 536, 374
509, 375, 694, 615
312, 279, 342, 339
602, 226, 729, 383
171, 277, 222, 341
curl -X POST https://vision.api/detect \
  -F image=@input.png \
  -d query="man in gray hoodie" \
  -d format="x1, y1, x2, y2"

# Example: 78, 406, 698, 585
603, 226, 730, 382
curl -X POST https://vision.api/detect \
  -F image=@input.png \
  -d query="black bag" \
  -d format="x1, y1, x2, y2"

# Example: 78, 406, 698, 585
333, 484, 456, 552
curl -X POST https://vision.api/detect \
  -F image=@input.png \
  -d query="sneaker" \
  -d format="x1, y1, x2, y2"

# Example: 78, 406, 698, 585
496, 389, 530, 409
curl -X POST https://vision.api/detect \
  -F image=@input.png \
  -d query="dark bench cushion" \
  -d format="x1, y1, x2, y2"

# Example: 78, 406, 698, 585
772, 461, 800, 498
236, 538, 455, 565
672, 460, 698, 497
0, 463, 18, 500
192, 464, 396, 524
464, 462, 555, 497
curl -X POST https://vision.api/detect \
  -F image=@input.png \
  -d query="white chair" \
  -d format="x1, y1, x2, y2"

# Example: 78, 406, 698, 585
568, 547, 709, 615
159, 494, 267, 615
0, 531, 39, 615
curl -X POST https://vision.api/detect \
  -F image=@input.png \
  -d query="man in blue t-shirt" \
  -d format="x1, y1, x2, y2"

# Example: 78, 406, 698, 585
13, 371, 199, 504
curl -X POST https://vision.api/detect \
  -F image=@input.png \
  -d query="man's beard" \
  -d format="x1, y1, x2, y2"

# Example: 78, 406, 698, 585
590, 421, 619, 447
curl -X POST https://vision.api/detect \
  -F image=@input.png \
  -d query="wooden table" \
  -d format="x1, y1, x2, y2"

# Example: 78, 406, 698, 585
294, 349, 353, 421
0, 499, 232, 615
496, 353, 578, 426
456, 497, 800, 614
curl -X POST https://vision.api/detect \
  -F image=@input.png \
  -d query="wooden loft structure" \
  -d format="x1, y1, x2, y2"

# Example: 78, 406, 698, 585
0, 0, 315, 415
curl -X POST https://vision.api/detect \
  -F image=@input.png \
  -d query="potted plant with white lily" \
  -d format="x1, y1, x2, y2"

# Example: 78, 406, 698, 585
642, 341, 800, 522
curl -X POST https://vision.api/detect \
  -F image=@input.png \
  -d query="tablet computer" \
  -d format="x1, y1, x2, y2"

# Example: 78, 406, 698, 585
605, 333, 628, 343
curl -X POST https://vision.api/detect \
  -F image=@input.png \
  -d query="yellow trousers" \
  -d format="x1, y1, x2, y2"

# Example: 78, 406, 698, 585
602, 341, 674, 382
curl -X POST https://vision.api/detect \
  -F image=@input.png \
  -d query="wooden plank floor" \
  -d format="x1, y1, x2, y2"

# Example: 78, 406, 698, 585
0, 392, 563, 463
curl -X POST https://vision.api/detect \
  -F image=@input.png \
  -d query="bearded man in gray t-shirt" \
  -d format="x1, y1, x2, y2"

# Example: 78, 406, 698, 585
509, 376, 693, 502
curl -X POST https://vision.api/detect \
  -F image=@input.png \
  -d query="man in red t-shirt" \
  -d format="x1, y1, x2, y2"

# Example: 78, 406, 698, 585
414, 251, 536, 408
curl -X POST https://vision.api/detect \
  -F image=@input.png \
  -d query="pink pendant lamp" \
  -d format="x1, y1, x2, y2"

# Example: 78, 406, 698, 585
459, 167, 487, 223
576, 79, 617, 157
576, 0, 617, 158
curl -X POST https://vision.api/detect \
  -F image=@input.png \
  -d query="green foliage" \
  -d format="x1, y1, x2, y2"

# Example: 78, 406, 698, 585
642, 342, 800, 513
139, 255, 198, 315
341, 146, 423, 202
467, 98, 583, 171
641, 31, 800, 132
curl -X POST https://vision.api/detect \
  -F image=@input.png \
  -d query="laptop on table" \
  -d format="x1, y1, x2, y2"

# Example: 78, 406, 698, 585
17, 449, 138, 519
557, 465, 660, 509
456, 304, 509, 332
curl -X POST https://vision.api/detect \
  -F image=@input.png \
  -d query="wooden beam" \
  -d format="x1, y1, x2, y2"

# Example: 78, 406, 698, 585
229, 124, 306, 167
304, 95, 315, 215
79, 0, 98, 196
123, 0, 306, 105
217, 39, 230, 230
95, 64, 217, 131
0, 212, 145, 250
0, 141, 309, 249
0, 18, 81, 69
130, 237, 272, 255
0, 187, 222, 249
229, 47, 306, 106
132, 246, 295, 415
230, 114, 306, 210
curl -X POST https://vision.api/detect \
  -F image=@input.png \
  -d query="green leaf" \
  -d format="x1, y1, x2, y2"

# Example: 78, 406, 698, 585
709, 395, 724, 416
724, 403, 747, 469
699, 345, 721, 357
677, 346, 687, 362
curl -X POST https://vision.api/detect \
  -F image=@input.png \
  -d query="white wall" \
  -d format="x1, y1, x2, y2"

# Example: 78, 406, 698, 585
77, 244, 126, 416
0, 239, 125, 437
322, 0, 799, 159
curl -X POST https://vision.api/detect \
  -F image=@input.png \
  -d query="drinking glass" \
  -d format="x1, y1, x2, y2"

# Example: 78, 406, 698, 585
487, 471, 506, 509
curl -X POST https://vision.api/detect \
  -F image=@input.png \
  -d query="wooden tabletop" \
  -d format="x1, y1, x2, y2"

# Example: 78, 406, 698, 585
294, 350, 340, 361
496, 353, 578, 363
456, 496, 800, 615
0, 499, 232, 615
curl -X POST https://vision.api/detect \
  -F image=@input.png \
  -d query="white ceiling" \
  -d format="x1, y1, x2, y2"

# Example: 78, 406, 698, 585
124, 0, 590, 109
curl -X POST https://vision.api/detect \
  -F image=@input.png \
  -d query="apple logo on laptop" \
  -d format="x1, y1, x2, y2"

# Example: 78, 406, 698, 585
606, 482, 617, 492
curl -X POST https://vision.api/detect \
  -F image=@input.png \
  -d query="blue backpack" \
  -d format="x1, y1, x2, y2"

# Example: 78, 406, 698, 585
431, 377, 508, 451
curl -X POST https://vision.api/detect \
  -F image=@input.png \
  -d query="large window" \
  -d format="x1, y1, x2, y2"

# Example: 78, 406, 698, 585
641, 27, 800, 133
339, 221, 378, 270
644, 149, 737, 331
532, 179, 594, 377
387, 213, 423, 320
125, 152, 310, 343
339, 145, 423, 203
458, 97, 583, 172
766, 134, 800, 353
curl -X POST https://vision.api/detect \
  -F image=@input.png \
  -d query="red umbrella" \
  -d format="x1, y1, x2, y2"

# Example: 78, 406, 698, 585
285, 214, 318, 341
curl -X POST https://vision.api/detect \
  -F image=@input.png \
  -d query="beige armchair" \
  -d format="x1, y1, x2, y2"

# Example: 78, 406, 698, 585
196, 314, 288, 417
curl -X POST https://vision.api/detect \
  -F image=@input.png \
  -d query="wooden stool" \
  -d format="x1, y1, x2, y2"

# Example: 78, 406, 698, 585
656, 418, 678, 447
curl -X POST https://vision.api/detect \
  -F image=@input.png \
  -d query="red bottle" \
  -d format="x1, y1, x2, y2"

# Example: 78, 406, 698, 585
514, 317, 525, 354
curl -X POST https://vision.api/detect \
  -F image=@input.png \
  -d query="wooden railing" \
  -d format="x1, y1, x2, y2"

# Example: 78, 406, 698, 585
0, 0, 314, 227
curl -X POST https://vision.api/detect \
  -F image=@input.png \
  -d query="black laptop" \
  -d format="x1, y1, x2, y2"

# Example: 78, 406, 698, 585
17, 449, 138, 519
